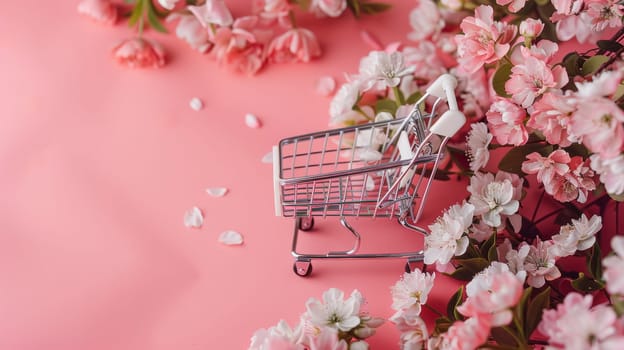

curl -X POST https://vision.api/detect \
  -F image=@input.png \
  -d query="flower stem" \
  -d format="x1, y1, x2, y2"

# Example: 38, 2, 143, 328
423, 303, 445, 318
138, 0, 145, 38
392, 86, 405, 105
353, 105, 374, 121
531, 189, 545, 223
288, 10, 297, 28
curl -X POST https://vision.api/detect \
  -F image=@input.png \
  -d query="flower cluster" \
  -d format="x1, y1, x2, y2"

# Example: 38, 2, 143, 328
249, 288, 383, 350
78, 0, 389, 73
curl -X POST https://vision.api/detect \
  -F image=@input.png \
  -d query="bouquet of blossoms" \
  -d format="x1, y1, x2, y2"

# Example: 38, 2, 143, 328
77, 0, 389, 73
252, 0, 624, 349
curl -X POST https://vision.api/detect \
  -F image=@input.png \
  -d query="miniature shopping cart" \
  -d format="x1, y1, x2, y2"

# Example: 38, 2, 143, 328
272, 74, 466, 276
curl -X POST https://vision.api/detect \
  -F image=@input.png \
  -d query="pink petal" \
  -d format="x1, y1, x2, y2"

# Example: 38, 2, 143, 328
315, 76, 336, 96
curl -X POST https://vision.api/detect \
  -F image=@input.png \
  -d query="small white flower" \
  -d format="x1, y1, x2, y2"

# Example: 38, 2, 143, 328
329, 81, 361, 119
551, 214, 602, 257
466, 122, 493, 172
523, 238, 561, 288
249, 318, 305, 350
305, 288, 362, 332
358, 51, 415, 90
391, 270, 436, 313
468, 172, 520, 228
424, 202, 474, 265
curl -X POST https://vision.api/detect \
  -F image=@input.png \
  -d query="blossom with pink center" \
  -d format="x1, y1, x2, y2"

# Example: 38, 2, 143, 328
549, 156, 596, 203
158, 0, 179, 10
550, 0, 597, 43
455, 5, 516, 74
539, 293, 624, 349
498, 241, 530, 281
390, 308, 429, 348
551, 214, 602, 257
358, 51, 415, 90
457, 264, 523, 326
519, 18, 544, 37
576, 70, 623, 98
305, 288, 362, 332
486, 98, 528, 146
522, 238, 561, 288
439, 316, 490, 350
391, 270, 436, 314
267, 28, 322, 63
468, 171, 520, 228
111, 38, 165, 69
505, 56, 569, 108
570, 96, 624, 158
210, 17, 267, 75
77, 0, 117, 25
402, 42, 447, 82
408, 0, 444, 42
521, 150, 571, 188
590, 153, 624, 195
496, 0, 527, 13
424, 202, 474, 265
527, 91, 576, 147
466, 122, 492, 172
168, 13, 212, 53
310, 0, 348, 18
586, 0, 624, 31
603, 236, 624, 295
189, 0, 233, 27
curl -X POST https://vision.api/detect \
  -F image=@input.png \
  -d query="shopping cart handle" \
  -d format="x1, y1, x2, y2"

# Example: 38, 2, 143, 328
430, 110, 466, 137
426, 74, 457, 101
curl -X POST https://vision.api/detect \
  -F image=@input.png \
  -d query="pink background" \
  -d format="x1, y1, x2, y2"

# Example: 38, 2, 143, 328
0, 1, 470, 349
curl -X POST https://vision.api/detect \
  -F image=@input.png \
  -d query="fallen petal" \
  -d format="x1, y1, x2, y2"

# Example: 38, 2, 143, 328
184, 206, 203, 228
206, 187, 228, 197
261, 151, 273, 164
218, 230, 244, 245
245, 113, 262, 128
315, 76, 336, 96
189, 97, 204, 111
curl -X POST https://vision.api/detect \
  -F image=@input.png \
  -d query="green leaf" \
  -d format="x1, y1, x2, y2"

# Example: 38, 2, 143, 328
347, 0, 361, 17
498, 143, 553, 175
525, 287, 550, 337
446, 267, 475, 281
572, 272, 604, 292
480, 232, 496, 261
613, 298, 624, 317
563, 143, 590, 158
597, 40, 624, 53
456, 257, 489, 274
488, 239, 499, 262
128, 0, 144, 27
609, 192, 624, 201
491, 327, 520, 347
406, 91, 423, 104
614, 84, 624, 101
359, 2, 392, 14
562, 52, 582, 78
581, 55, 610, 76
375, 98, 397, 115
147, 2, 168, 33
588, 242, 603, 281
434, 317, 452, 334
447, 286, 464, 321
493, 63, 513, 98
514, 287, 533, 332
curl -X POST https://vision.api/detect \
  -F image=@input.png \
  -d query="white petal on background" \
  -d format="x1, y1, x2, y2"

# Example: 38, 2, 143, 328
189, 97, 204, 111
245, 113, 262, 128
206, 187, 228, 197
315, 76, 336, 96
184, 206, 203, 228
261, 151, 273, 164
218, 230, 244, 245
366, 176, 375, 191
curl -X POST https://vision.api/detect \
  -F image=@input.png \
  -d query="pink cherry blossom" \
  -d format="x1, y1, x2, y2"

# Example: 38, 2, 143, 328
310, 0, 347, 18
267, 28, 322, 63
391, 270, 436, 313
408, 0, 444, 42
77, 0, 117, 25
402, 42, 447, 82
486, 98, 528, 146
189, 0, 233, 27
570, 96, 624, 158
358, 51, 415, 90
527, 91, 576, 147
468, 171, 520, 228
519, 18, 544, 37
308, 328, 348, 350
111, 38, 165, 69
211, 17, 267, 75
550, 0, 597, 42
458, 265, 523, 326
498, 242, 530, 281
391, 308, 429, 349
439, 316, 490, 350
249, 319, 305, 350
253, 0, 291, 19
603, 236, 624, 295
455, 5, 516, 74
551, 214, 602, 257
158, 0, 179, 10
523, 238, 561, 288
454, 68, 492, 119
497, 0, 527, 13
590, 153, 624, 195
549, 156, 596, 203
168, 14, 212, 53
466, 122, 492, 172
424, 202, 474, 265
505, 55, 568, 108
576, 70, 623, 98
522, 150, 571, 188
586, 0, 624, 31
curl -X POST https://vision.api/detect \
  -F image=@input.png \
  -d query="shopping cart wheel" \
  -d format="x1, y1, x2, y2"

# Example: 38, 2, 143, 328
293, 259, 313, 277
299, 217, 315, 231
